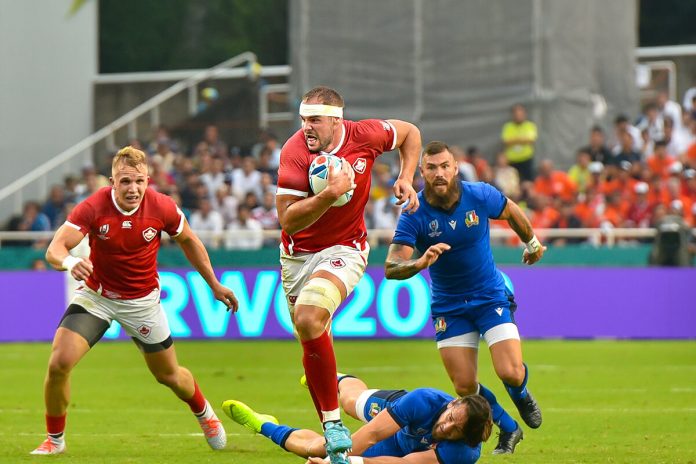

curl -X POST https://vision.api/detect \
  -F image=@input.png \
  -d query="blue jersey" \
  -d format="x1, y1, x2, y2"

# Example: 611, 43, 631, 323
393, 181, 507, 301
364, 388, 480, 463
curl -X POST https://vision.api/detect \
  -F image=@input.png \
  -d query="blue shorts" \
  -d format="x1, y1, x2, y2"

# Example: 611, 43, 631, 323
432, 293, 518, 345
359, 390, 410, 457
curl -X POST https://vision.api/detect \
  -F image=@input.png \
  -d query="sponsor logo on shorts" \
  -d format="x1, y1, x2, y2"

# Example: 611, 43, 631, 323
369, 402, 382, 418
288, 295, 297, 305
142, 227, 157, 242
465, 210, 479, 228
434, 317, 447, 333
352, 158, 367, 174
495, 307, 503, 316
137, 325, 151, 337
330, 258, 346, 268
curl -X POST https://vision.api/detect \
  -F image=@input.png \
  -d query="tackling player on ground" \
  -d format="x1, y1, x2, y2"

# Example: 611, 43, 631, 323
222, 373, 493, 464
31, 146, 238, 455
385, 141, 545, 454
275, 86, 421, 463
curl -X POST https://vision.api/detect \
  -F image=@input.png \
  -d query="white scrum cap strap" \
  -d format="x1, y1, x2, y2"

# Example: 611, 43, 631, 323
299, 103, 343, 118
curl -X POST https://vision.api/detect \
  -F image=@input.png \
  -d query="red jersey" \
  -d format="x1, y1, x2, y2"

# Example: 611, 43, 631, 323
66, 187, 184, 299
277, 119, 397, 254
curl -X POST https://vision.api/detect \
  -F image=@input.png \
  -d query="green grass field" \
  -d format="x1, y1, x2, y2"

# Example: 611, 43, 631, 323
1, 340, 695, 463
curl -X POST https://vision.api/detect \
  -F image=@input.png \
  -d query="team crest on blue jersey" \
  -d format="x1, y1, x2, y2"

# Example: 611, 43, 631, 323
465, 210, 479, 228
434, 317, 447, 333
428, 219, 442, 237
369, 402, 382, 418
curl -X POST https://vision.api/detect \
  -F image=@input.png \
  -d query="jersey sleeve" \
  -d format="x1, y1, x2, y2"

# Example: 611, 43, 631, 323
386, 389, 433, 427
391, 209, 419, 248
160, 194, 185, 237
354, 119, 398, 155
434, 442, 481, 464
479, 182, 507, 219
277, 141, 311, 197
65, 198, 95, 235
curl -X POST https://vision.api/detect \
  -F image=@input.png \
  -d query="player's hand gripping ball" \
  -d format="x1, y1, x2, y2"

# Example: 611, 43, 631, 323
308, 154, 354, 207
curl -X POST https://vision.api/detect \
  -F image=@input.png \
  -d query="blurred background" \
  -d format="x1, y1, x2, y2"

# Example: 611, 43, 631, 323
1, 0, 695, 342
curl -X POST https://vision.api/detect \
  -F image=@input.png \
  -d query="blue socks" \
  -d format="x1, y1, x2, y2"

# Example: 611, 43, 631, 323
260, 423, 297, 450
478, 383, 518, 433
504, 363, 529, 402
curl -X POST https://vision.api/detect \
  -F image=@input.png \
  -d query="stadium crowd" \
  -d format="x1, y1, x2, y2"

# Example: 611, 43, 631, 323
5, 90, 696, 250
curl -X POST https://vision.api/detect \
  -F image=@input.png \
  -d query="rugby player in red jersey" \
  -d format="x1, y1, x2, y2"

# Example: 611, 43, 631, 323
31, 146, 238, 455
275, 86, 421, 463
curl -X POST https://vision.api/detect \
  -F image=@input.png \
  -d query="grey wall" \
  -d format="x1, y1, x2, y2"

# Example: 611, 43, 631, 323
0, 0, 96, 213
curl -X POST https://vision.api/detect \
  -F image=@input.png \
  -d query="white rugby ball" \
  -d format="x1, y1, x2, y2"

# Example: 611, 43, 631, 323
308, 154, 354, 207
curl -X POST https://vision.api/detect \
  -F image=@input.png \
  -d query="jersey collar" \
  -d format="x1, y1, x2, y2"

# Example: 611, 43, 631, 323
111, 189, 142, 216
320, 123, 346, 156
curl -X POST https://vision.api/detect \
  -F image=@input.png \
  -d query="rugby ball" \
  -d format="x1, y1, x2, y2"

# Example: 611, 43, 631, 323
308, 154, 354, 207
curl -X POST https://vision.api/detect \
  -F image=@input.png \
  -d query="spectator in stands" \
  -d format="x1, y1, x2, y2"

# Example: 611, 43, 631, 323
259, 172, 277, 196
609, 130, 643, 167
20, 201, 51, 232
42, 185, 67, 229
493, 152, 521, 200
656, 91, 683, 131
466, 145, 493, 183
256, 148, 278, 181
370, 163, 395, 200
581, 125, 612, 164
179, 173, 203, 211
372, 196, 402, 245
189, 197, 224, 249
600, 192, 628, 228
214, 184, 239, 225
243, 191, 259, 211
200, 124, 228, 159
611, 115, 642, 155
200, 156, 227, 202
683, 85, 696, 113
624, 182, 654, 229
225, 204, 263, 250
501, 103, 537, 182
148, 155, 176, 194
550, 201, 584, 245
534, 159, 576, 202
450, 145, 476, 182
153, 136, 178, 173
252, 191, 280, 247
31, 258, 48, 271
63, 176, 79, 203
663, 117, 690, 159
231, 156, 262, 201
567, 150, 593, 194
636, 103, 664, 143
647, 140, 677, 180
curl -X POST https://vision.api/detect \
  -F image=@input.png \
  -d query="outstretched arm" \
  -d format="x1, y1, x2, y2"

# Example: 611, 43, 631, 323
388, 119, 421, 214
173, 220, 239, 311
496, 198, 546, 265
385, 243, 451, 280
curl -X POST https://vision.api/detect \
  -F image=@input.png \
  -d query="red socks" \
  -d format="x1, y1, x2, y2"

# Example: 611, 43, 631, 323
184, 381, 207, 415
46, 414, 66, 436
301, 331, 339, 420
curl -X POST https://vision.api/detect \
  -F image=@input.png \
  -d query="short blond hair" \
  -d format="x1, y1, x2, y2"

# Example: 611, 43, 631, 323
112, 146, 147, 174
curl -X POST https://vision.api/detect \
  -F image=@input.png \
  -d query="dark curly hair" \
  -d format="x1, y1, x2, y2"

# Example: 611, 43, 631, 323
453, 394, 494, 447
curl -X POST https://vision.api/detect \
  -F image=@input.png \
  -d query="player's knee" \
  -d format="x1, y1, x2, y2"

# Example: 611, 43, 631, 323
47, 354, 75, 379
496, 362, 525, 386
153, 370, 179, 388
293, 309, 328, 339
452, 379, 479, 397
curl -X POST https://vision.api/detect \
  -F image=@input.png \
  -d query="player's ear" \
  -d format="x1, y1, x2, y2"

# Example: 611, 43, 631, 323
109, 177, 115, 188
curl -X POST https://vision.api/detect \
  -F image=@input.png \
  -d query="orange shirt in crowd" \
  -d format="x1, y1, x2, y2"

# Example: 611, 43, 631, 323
647, 155, 676, 179
534, 172, 577, 202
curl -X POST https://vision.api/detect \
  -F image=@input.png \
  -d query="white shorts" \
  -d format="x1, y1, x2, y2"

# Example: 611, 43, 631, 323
280, 244, 369, 316
71, 286, 171, 344
436, 324, 521, 349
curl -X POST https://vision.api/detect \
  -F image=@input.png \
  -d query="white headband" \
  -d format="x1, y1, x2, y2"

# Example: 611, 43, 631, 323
299, 103, 343, 118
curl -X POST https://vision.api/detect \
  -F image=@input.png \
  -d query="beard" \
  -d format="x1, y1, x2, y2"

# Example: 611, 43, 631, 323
424, 177, 460, 208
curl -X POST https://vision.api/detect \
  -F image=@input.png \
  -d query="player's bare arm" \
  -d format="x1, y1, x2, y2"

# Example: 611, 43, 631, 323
277, 161, 356, 235
45, 224, 93, 281
385, 243, 451, 280
497, 198, 546, 265
388, 120, 421, 214
349, 408, 402, 455
173, 220, 239, 312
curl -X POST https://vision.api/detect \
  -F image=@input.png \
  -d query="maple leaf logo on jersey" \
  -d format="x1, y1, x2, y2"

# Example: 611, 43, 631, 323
352, 158, 367, 174
142, 227, 157, 242
330, 258, 346, 268
137, 325, 151, 337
